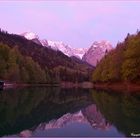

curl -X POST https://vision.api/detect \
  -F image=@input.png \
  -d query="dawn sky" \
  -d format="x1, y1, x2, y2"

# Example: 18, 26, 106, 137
0, 1, 140, 48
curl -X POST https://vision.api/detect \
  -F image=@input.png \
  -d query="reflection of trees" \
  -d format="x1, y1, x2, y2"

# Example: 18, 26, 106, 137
91, 90, 140, 137
0, 87, 91, 137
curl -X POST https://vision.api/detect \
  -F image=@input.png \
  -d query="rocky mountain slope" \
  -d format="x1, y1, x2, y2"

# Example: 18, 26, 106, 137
82, 41, 113, 66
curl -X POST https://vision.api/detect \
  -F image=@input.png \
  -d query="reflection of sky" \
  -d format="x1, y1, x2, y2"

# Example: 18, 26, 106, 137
6, 123, 124, 138
0, 1, 140, 48
33, 123, 124, 137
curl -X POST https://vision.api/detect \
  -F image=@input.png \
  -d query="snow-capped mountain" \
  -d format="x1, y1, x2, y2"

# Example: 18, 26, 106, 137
21, 32, 113, 64
20, 32, 87, 59
21, 32, 39, 40
46, 40, 88, 59
82, 40, 113, 66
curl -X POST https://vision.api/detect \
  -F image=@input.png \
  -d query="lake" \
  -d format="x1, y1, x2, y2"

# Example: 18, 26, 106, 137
0, 87, 139, 137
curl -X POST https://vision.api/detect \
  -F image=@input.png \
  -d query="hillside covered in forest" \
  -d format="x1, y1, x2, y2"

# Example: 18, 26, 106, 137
92, 31, 140, 84
0, 29, 93, 84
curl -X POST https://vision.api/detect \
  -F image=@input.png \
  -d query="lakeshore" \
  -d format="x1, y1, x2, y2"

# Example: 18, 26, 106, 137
3, 81, 140, 92
3, 81, 93, 90
92, 82, 140, 92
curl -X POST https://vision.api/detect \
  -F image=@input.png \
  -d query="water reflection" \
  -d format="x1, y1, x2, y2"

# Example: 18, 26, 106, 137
0, 87, 139, 137
92, 90, 140, 137
12, 104, 123, 138
82, 104, 110, 130
0, 87, 92, 137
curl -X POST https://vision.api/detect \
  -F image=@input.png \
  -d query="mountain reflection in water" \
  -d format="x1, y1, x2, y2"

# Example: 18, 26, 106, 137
0, 87, 139, 137
16, 104, 113, 138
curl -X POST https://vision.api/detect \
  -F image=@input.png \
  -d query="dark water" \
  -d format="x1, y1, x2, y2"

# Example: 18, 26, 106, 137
0, 87, 140, 137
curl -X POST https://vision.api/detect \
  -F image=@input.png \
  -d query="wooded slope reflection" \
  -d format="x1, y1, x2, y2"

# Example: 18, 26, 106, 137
92, 90, 140, 137
0, 88, 92, 137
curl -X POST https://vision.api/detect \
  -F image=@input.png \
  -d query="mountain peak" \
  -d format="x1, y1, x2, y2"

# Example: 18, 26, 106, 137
91, 40, 112, 50
21, 32, 39, 40
82, 40, 113, 66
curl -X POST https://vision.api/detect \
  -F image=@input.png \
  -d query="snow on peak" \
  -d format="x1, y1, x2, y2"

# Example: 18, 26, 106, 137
82, 40, 113, 66
91, 40, 112, 51
20, 32, 87, 59
21, 32, 39, 40
20, 32, 113, 63
46, 40, 87, 59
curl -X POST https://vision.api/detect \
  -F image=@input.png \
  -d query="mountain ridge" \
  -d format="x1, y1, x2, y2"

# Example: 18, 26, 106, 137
21, 32, 113, 66
20, 32, 87, 59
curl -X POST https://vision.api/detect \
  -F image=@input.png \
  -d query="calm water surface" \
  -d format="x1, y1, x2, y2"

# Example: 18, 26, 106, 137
0, 87, 139, 137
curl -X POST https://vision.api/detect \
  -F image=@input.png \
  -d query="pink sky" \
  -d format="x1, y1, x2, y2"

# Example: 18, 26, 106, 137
0, 1, 140, 48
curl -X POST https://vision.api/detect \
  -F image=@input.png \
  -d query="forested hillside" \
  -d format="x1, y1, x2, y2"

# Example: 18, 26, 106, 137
0, 43, 47, 83
0, 29, 93, 83
92, 31, 140, 83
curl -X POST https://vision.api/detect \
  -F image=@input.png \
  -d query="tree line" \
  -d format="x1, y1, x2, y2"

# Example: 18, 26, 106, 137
0, 43, 48, 83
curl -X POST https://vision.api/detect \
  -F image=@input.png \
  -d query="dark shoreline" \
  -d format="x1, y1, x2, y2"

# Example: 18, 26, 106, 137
93, 82, 140, 92
3, 82, 140, 92
3, 81, 93, 90
3, 83, 60, 90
